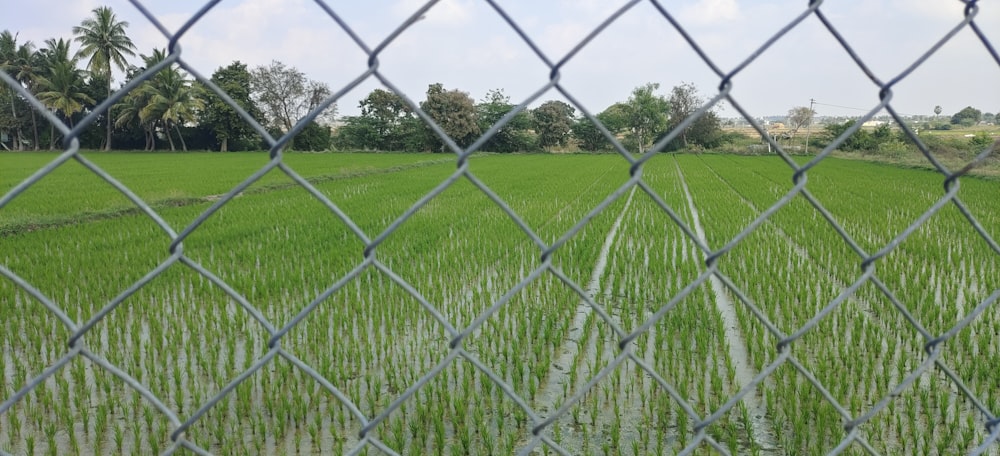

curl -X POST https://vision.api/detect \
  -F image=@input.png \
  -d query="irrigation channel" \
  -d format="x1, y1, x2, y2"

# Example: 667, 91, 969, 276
695, 155, 996, 444
532, 185, 636, 425
528, 158, 782, 455
675, 161, 778, 452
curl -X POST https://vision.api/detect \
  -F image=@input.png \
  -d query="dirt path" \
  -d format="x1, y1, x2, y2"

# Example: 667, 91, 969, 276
674, 161, 778, 451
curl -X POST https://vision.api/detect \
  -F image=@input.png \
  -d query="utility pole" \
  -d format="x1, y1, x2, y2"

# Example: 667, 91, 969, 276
760, 117, 771, 154
804, 98, 816, 154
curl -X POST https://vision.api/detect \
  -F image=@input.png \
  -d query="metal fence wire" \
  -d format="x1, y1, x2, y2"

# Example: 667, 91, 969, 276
2, 0, 1000, 455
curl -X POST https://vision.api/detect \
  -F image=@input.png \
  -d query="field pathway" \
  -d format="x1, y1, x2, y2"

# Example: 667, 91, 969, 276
675, 160, 778, 452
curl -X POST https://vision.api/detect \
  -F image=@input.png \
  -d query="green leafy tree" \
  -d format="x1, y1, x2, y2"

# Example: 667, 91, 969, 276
359, 88, 421, 151
476, 88, 533, 152
360, 89, 408, 135
664, 82, 725, 151
572, 114, 607, 152
872, 123, 893, 143
420, 83, 479, 152
665, 82, 698, 148
823, 120, 888, 152
682, 110, 723, 150
622, 83, 669, 153
335, 88, 427, 151
572, 103, 630, 152
950, 106, 982, 127
73, 6, 137, 150
599, 103, 630, 134
333, 115, 380, 150
291, 121, 331, 151
201, 61, 263, 151
532, 100, 575, 150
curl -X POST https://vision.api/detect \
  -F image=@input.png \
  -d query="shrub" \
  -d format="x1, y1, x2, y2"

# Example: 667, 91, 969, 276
877, 139, 910, 159
969, 132, 995, 151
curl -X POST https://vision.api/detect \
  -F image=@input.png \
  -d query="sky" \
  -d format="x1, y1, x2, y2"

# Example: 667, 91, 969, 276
3, 0, 999, 121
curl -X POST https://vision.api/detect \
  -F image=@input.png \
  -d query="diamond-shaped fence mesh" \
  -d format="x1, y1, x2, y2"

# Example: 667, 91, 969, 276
2, 0, 1000, 455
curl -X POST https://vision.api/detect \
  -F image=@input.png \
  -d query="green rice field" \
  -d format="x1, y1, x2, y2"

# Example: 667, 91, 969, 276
1, 152, 998, 455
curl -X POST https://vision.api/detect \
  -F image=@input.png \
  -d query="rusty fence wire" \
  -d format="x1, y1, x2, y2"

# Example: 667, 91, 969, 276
2, 0, 1000, 455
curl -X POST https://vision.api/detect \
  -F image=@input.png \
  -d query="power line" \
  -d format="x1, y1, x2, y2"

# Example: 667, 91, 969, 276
812, 100, 921, 118
812, 101, 871, 112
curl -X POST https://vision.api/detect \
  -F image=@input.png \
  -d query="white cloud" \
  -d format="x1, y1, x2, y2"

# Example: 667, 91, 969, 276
392, 0, 474, 27
538, 22, 591, 59
892, 0, 969, 21
466, 35, 522, 66
16, 0, 103, 48
554, 0, 630, 20
679, 0, 740, 26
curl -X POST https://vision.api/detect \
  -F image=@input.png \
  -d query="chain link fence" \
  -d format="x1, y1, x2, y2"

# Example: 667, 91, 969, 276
2, 0, 999, 455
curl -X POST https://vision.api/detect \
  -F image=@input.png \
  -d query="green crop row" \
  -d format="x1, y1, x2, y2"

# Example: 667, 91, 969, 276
1, 152, 997, 455
683, 154, 999, 455
0, 151, 449, 235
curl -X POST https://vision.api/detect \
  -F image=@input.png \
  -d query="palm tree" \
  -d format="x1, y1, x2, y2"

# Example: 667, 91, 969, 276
38, 38, 74, 66
35, 39, 93, 148
73, 6, 136, 150
35, 60, 94, 129
141, 68, 205, 151
12, 41, 41, 149
0, 30, 34, 150
0, 31, 19, 150
129, 49, 204, 151
116, 74, 156, 151
115, 49, 164, 151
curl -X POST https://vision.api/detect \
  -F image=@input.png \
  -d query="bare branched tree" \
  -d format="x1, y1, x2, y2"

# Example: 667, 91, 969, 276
250, 60, 334, 133
786, 106, 815, 139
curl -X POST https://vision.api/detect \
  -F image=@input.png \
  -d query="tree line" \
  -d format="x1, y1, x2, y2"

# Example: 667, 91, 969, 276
1, 6, 738, 154
336, 82, 728, 154
930, 105, 996, 129
0, 6, 334, 152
